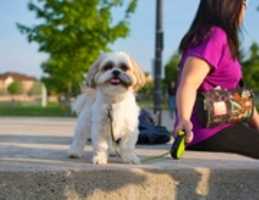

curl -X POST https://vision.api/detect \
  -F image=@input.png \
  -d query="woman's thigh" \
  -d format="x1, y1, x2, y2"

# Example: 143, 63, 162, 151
188, 123, 259, 159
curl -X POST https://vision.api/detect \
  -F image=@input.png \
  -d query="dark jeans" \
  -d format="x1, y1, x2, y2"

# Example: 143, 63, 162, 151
187, 123, 259, 159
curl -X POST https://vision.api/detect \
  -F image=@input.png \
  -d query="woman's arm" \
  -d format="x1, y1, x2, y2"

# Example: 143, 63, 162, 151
176, 57, 210, 143
249, 107, 259, 131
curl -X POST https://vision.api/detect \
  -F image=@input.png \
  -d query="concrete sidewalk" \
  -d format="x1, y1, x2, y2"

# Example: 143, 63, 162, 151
0, 117, 259, 200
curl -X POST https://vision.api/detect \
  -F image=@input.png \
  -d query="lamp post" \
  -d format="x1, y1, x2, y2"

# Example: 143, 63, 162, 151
153, 0, 164, 125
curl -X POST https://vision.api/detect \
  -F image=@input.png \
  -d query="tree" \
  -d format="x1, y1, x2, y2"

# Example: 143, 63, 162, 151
28, 81, 43, 96
138, 80, 154, 100
242, 42, 259, 92
164, 52, 180, 88
17, 0, 137, 100
7, 81, 23, 95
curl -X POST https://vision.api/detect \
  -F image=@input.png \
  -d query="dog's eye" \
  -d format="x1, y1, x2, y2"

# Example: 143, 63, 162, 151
119, 63, 129, 71
103, 62, 114, 71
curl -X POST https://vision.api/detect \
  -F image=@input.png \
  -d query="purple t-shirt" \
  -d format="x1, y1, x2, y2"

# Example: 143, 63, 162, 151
178, 26, 242, 145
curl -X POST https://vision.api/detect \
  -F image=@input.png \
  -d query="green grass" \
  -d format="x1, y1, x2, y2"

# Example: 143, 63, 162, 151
0, 96, 258, 117
0, 100, 160, 117
138, 99, 168, 110
0, 102, 73, 117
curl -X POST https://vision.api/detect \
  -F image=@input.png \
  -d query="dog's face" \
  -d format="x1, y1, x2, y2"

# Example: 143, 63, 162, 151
86, 52, 146, 93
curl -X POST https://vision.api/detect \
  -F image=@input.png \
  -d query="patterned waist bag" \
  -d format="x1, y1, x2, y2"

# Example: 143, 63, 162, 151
195, 87, 254, 128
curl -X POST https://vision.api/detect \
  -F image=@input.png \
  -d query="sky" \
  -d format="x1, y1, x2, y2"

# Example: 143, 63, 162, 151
0, 0, 258, 78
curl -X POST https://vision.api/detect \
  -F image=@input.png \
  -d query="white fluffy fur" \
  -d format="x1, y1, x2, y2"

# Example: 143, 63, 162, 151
68, 52, 145, 164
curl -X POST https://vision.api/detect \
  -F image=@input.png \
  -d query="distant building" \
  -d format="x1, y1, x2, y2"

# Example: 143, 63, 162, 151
0, 72, 37, 94
144, 72, 153, 83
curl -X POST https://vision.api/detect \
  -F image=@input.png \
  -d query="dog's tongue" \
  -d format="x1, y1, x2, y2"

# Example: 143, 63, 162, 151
110, 78, 120, 84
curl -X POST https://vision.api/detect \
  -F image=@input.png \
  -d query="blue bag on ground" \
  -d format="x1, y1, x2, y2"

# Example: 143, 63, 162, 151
137, 109, 171, 145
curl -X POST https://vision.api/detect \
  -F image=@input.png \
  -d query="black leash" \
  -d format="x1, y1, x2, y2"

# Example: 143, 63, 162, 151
142, 130, 187, 162
107, 106, 169, 162
141, 151, 170, 163
107, 106, 121, 145
107, 106, 186, 163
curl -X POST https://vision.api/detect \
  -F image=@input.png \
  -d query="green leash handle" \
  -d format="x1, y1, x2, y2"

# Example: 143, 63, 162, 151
170, 130, 186, 159
141, 130, 187, 163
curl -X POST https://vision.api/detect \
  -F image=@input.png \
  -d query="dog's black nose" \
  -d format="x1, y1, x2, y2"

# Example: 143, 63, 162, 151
112, 70, 120, 77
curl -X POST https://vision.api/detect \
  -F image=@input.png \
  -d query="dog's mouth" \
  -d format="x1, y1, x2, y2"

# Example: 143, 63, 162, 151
109, 77, 122, 86
107, 74, 132, 87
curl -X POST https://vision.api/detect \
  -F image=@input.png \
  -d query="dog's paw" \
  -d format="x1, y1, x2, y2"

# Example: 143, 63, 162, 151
67, 149, 82, 159
128, 155, 141, 165
122, 154, 141, 165
92, 153, 108, 165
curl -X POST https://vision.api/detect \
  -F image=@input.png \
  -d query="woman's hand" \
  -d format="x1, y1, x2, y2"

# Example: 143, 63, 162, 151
175, 119, 194, 143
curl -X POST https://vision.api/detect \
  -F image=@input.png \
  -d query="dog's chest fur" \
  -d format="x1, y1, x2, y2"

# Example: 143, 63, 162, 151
92, 91, 139, 141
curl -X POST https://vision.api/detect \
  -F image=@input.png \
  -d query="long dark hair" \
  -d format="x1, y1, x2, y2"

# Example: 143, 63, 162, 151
179, 0, 244, 59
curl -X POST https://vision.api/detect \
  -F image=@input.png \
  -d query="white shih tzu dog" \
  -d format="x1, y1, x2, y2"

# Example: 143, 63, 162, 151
68, 52, 146, 164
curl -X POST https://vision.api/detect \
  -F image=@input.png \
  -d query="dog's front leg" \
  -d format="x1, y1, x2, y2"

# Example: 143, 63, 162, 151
119, 129, 140, 164
91, 122, 109, 164
68, 107, 91, 158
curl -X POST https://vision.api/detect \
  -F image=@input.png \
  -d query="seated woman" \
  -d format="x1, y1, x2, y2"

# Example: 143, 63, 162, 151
175, 0, 259, 159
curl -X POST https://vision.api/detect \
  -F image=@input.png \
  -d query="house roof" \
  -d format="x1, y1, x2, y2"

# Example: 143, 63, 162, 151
0, 72, 37, 81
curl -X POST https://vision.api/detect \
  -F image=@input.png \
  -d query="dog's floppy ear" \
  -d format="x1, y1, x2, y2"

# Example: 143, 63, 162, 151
129, 57, 146, 91
86, 54, 106, 88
